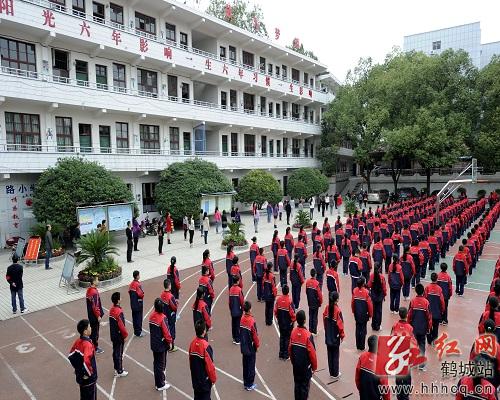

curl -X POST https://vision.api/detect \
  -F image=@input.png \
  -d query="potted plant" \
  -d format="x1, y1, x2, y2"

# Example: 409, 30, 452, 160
292, 209, 312, 231
221, 222, 247, 249
77, 230, 122, 287
30, 222, 65, 259
343, 198, 358, 216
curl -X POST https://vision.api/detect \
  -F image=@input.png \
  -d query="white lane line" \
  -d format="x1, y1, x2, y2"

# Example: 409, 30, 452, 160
213, 384, 221, 400
0, 351, 37, 400
0, 325, 71, 351
20, 316, 112, 399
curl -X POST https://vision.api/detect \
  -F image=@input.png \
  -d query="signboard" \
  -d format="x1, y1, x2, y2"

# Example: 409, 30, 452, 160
59, 253, 79, 294
15, 237, 26, 259
24, 236, 41, 262
77, 206, 106, 235
108, 204, 133, 231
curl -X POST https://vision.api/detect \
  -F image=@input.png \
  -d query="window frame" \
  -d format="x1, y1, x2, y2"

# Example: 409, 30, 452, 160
72, 0, 85, 14
115, 122, 129, 153
0, 37, 37, 73
169, 126, 180, 154
139, 124, 160, 154
244, 134, 255, 156
230, 132, 238, 156
109, 3, 124, 25
95, 64, 108, 89
165, 22, 176, 43
112, 63, 126, 91
92, 1, 105, 22
5, 112, 41, 151
78, 123, 92, 153
137, 68, 158, 97
55, 116, 73, 151
135, 11, 156, 36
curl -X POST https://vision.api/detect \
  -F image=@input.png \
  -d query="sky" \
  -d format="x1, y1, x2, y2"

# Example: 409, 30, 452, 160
190, 0, 500, 82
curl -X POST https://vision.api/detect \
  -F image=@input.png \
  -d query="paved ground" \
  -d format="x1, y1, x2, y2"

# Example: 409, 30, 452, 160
1, 205, 497, 400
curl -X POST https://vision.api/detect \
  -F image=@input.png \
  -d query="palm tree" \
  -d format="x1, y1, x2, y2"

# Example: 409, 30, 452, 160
77, 230, 118, 268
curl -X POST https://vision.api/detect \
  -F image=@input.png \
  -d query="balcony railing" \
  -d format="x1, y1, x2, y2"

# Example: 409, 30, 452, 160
0, 66, 321, 126
19, 0, 324, 93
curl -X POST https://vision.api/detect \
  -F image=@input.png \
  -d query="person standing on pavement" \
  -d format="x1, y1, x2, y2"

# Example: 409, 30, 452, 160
86, 276, 104, 354
289, 310, 317, 400
274, 284, 296, 360
126, 221, 133, 263
149, 298, 173, 391
323, 291, 344, 379
214, 207, 222, 234
221, 210, 228, 234
263, 262, 277, 325
229, 275, 244, 344
6, 254, 27, 314
160, 279, 178, 352
132, 218, 140, 251
273, 204, 279, 228
109, 292, 128, 378
199, 209, 204, 237
203, 212, 210, 245
285, 200, 292, 226
167, 256, 181, 300
157, 219, 164, 256
253, 205, 260, 233
189, 320, 217, 400
129, 270, 145, 337
278, 200, 284, 221
240, 301, 260, 391
325, 195, 330, 214
189, 215, 195, 248
45, 224, 53, 270
309, 197, 315, 219
183, 215, 189, 241
165, 212, 173, 245
68, 319, 98, 400
306, 268, 323, 335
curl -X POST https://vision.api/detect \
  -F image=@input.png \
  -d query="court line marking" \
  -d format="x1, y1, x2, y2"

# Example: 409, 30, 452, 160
0, 351, 37, 400
0, 325, 72, 351
20, 316, 112, 399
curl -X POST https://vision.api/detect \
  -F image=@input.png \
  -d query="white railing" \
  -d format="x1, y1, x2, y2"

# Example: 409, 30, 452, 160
0, 66, 321, 126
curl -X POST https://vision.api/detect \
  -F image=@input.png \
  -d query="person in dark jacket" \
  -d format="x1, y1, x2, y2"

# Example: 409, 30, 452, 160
437, 263, 453, 325
125, 221, 133, 263
86, 276, 104, 354
160, 279, 178, 352
167, 256, 181, 300
262, 262, 277, 326
408, 284, 432, 371
253, 248, 267, 302
132, 218, 140, 251
289, 310, 317, 400
240, 301, 260, 391
274, 285, 296, 360
355, 335, 390, 400
68, 319, 98, 400
6, 254, 26, 314
285, 201, 292, 225
290, 255, 305, 310
229, 275, 244, 344
149, 298, 173, 391
323, 291, 344, 378
45, 224, 53, 270
305, 268, 323, 335
367, 263, 387, 331
277, 240, 291, 287
109, 292, 128, 377
424, 273, 445, 345
351, 277, 373, 351
129, 270, 145, 337
388, 255, 404, 313
189, 320, 217, 400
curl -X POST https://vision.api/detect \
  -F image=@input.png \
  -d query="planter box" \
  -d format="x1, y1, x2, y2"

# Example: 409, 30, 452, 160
38, 252, 66, 262
220, 243, 248, 251
291, 225, 312, 232
78, 273, 122, 288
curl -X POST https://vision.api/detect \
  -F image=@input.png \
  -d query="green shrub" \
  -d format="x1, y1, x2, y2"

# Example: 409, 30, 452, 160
155, 159, 232, 222
77, 230, 118, 269
344, 198, 358, 215
30, 222, 63, 252
237, 170, 281, 205
293, 209, 312, 228
222, 222, 247, 246
477, 189, 486, 199
287, 168, 329, 200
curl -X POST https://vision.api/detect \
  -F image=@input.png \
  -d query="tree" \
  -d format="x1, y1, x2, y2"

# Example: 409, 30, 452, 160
155, 159, 232, 221
32, 158, 133, 227
206, 0, 268, 37
286, 40, 318, 61
236, 169, 281, 205
287, 168, 329, 200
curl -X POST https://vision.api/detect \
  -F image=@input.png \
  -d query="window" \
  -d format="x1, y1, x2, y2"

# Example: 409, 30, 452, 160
269, 140, 274, 157
116, 122, 129, 152
244, 134, 255, 155
243, 93, 254, 112
232, 178, 239, 188
310, 77, 314, 87
291, 68, 300, 83
259, 57, 266, 73
49, 0, 66, 7
242, 51, 254, 68
99, 125, 111, 153
230, 90, 237, 110
219, 46, 226, 60
167, 75, 178, 98
292, 139, 300, 157
261, 135, 267, 156
268, 102, 273, 117
183, 132, 191, 155
276, 103, 281, 118
310, 142, 314, 158
304, 139, 309, 157
95, 64, 107, 89
282, 65, 288, 80
75, 60, 88, 86
432, 40, 441, 50
304, 106, 309, 122
260, 96, 266, 115
276, 140, 281, 156
110, 3, 124, 25
283, 138, 288, 157
140, 124, 160, 154
92, 2, 104, 22
229, 46, 236, 64
283, 176, 288, 196
72, 0, 85, 14
169, 127, 179, 154
275, 65, 280, 78
78, 123, 92, 153
292, 103, 299, 119
0, 37, 37, 73
267, 63, 273, 76
282, 101, 288, 118
181, 82, 190, 103
310, 110, 314, 123
142, 183, 157, 212
112, 63, 126, 91
222, 134, 228, 156
221, 91, 227, 109
180, 32, 188, 47
231, 132, 238, 156
165, 22, 176, 42
55, 116, 73, 151
135, 12, 156, 36
52, 49, 69, 78
304, 72, 309, 86
137, 68, 157, 97
5, 112, 41, 151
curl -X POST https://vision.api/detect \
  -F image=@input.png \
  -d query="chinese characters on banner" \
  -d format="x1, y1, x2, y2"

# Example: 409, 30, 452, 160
274, 28, 280, 41
164, 47, 172, 59
3, 183, 35, 233
139, 38, 148, 53
205, 58, 212, 70
42, 9, 55, 27
112, 30, 121, 46
0, 0, 14, 16
80, 21, 90, 37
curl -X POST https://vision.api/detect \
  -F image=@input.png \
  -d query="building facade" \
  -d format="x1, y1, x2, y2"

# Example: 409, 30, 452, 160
0, 0, 343, 241
403, 21, 500, 69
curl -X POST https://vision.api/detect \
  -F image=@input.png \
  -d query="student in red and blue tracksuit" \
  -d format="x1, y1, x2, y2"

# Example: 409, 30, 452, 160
199, 266, 215, 315
323, 291, 344, 378
272, 230, 280, 272
202, 249, 215, 283
313, 248, 326, 290
229, 275, 244, 344
149, 298, 173, 391
455, 374, 497, 400
306, 269, 323, 335
263, 263, 277, 326
230, 256, 243, 289
189, 320, 217, 400
249, 237, 259, 282
368, 263, 387, 331
453, 246, 470, 296
167, 256, 181, 300
253, 248, 267, 302
388, 255, 404, 313
285, 227, 295, 260
289, 310, 317, 400
400, 249, 416, 300
240, 301, 260, 391
86, 276, 104, 353
383, 236, 394, 273
294, 236, 308, 276
355, 335, 390, 400
278, 240, 291, 287
340, 234, 352, 275
129, 270, 145, 337
408, 284, 432, 370
274, 285, 296, 360
326, 241, 340, 269
160, 279, 178, 352
226, 244, 236, 288
425, 273, 445, 345
351, 277, 373, 351
109, 292, 128, 377
193, 286, 212, 338
326, 261, 340, 295
348, 250, 363, 293
410, 241, 424, 287
290, 255, 305, 310
437, 263, 453, 325
418, 236, 431, 279
371, 238, 386, 271
359, 244, 372, 282
428, 230, 440, 271
68, 319, 98, 400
